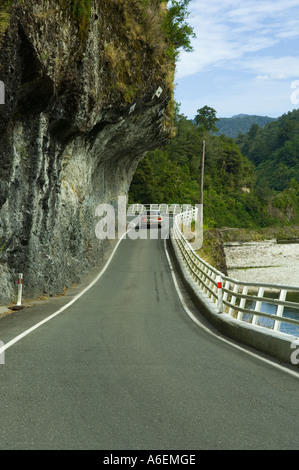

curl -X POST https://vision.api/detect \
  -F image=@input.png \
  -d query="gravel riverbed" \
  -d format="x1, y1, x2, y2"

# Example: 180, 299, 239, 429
225, 240, 299, 287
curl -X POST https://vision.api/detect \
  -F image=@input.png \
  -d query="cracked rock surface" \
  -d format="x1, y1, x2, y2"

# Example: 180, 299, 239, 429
0, 0, 174, 303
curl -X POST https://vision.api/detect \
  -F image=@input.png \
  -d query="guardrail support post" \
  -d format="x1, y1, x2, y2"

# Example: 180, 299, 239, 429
273, 289, 287, 332
252, 287, 264, 325
228, 284, 239, 317
216, 276, 223, 313
17, 273, 23, 306
237, 285, 248, 321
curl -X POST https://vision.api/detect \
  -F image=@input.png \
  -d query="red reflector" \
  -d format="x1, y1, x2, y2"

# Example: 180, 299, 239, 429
217, 282, 222, 289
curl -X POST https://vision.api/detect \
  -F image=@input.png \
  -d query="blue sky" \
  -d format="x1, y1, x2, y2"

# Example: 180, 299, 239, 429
174, 0, 299, 119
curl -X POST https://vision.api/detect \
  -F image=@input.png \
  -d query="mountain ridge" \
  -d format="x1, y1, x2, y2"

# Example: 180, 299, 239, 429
214, 114, 277, 138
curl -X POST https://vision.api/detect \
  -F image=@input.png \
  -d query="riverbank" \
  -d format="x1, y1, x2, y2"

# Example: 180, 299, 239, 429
224, 240, 299, 287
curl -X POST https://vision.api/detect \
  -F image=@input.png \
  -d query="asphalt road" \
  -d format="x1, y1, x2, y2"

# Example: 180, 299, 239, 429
0, 230, 298, 450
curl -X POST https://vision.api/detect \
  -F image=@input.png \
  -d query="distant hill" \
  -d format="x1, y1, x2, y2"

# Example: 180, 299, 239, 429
214, 114, 277, 138
236, 108, 299, 192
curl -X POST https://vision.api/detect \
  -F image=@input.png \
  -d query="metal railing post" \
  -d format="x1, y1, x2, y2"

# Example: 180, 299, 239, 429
274, 289, 287, 332
228, 284, 239, 317
216, 276, 223, 313
252, 287, 264, 325
237, 285, 248, 321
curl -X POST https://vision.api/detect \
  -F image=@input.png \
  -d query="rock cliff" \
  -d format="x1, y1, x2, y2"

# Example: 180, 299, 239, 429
0, 0, 174, 303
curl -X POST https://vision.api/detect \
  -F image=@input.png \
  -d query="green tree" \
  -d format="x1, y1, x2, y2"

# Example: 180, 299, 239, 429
238, 109, 299, 190
129, 113, 262, 227
195, 106, 219, 133
247, 123, 260, 140
162, 0, 196, 59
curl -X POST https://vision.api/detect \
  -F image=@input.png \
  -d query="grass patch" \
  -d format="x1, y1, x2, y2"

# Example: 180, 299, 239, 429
197, 229, 228, 275
0, 8, 10, 42
220, 226, 299, 243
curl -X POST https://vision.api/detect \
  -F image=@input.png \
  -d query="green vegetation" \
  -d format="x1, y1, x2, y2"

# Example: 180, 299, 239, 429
129, 112, 259, 227
197, 229, 228, 274
0, 1, 195, 125
59, 0, 195, 55
1, 0, 195, 55
237, 109, 299, 190
195, 106, 219, 133
67, 0, 92, 40
0, 241, 6, 255
129, 107, 299, 230
160, 0, 195, 59
0, 0, 13, 42
0, 10, 9, 41
235, 108, 299, 226
214, 114, 276, 138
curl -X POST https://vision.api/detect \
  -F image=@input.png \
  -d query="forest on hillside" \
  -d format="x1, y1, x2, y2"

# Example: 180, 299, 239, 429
129, 108, 299, 229
237, 109, 299, 191
214, 114, 276, 138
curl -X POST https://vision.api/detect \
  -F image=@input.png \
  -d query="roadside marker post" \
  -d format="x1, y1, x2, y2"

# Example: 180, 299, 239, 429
216, 276, 223, 313
17, 273, 23, 306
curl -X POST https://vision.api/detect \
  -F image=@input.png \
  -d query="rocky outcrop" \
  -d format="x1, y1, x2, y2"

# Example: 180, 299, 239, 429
200, 229, 228, 276
0, 0, 174, 303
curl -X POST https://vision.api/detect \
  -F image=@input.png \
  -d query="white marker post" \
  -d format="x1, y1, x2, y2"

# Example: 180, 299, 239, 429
216, 276, 223, 313
17, 273, 23, 306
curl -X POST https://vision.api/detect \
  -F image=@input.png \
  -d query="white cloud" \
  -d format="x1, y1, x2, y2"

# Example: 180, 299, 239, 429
175, 0, 299, 80
246, 56, 299, 80
256, 75, 270, 81
174, 0, 299, 118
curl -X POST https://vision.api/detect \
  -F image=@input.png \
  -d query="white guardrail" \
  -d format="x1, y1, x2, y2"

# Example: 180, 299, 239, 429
128, 203, 195, 216
129, 203, 299, 339
170, 206, 299, 339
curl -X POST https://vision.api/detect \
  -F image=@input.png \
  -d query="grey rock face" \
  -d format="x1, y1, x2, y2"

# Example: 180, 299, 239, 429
0, 1, 173, 302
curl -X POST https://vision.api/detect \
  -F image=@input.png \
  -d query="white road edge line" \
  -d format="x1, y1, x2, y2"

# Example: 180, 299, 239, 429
164, 238, 299, 380
0, 226, 134, 356
1, 224, 298, 381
